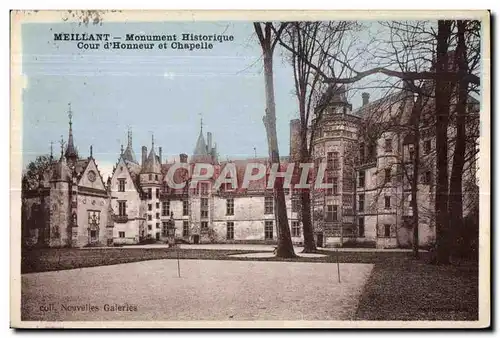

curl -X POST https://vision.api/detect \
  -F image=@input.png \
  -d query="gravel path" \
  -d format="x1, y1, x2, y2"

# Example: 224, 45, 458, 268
22, 260, 373, 322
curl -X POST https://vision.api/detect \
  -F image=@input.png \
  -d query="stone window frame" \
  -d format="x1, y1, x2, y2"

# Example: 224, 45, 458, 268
291, 220, 301, 237
264, 196, 274, 214
226, 221, 234, 240
226, 198, 234, 216
264, 220, 273, 240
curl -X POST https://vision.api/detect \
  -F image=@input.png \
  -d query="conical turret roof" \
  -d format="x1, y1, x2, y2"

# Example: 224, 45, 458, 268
122, 130, 138, 164
193, 130, 208, 156
141, 136, 161, 173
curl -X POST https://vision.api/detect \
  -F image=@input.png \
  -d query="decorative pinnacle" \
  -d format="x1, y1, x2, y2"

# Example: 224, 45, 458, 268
68, 103, 73, 126
120, 144, 124, 155
90, 145, 93, 157
50, 141, 54, 159
127, 127, 132, 147
59, 135, 65, 158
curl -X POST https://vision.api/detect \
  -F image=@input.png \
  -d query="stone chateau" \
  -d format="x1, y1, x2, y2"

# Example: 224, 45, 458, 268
21, 85, 478, 249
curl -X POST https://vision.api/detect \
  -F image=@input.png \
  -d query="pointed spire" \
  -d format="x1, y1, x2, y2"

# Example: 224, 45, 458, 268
127, 128, 132, 148
50, 141, 54, 161
121, 144, 124, 156
151, 133, 155, 150
90, 145, 93, 158
64, 102, 78, 162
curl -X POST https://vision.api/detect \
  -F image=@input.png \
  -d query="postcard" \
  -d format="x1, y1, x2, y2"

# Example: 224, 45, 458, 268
10, 10, 490, 329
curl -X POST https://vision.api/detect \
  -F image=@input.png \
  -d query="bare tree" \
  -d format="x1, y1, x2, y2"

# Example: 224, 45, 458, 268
277, 19, 481, 263
280, 21, 356, 252
253, 22, 295, 258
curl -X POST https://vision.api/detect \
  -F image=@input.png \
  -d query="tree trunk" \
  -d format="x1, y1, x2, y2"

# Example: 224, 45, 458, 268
433, 20, 453, 264
448, 20, 468, 256
262, 50, 296, 258
300, 141, 316, 253
411, 121, 421, 259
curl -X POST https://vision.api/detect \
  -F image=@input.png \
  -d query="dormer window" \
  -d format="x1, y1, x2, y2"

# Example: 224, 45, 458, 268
385, 139, 393, 153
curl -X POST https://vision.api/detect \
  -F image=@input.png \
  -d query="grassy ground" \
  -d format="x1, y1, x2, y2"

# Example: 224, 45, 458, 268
354, 256, 479, 321
21, 247, 479, 321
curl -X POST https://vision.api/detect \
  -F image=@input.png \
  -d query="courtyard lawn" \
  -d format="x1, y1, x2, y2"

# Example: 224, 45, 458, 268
20, 246, 479, 321
21, 260, 374, 321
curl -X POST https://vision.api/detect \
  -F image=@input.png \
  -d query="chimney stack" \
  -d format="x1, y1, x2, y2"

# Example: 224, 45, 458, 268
159, 147, 162, 165
207, 132, 212, 154
362, 92, 370, 106
142, 146, 147, 166
180, 153, 188, 163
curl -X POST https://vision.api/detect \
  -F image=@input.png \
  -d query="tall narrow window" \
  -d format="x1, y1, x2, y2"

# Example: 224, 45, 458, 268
384, 168, 391, 184
384, 224, 391, 237
359, 142, 365, 163
156, 188, 160, 198
182, 199, 189, 216
227, 221, 234, 240
118, 178, 126, 192
201, 221, 208, 229
368, 143, 376, 160
226, 198, 234, 215
147, 188, 152, 200
358, 170, 365, 188
358, 194, 365, 212
200, 182, 209, 196
384, 196, 391, 209
333, 152, 340, 169
327, 177, 334, 195
358, 217, 365, 237
326, 205, 338, 222
333, 177, 338, 195
424, 140, 432, 155
118, 201, 127, 216
327, 152, 334, 167
291, 221, 301, 237
422, 171, 432, 185
183, 221, 189, 237
264, 221, 273, 240
200, 198, 209, 218
291, 196, 299, 212
264, 196, 274, 214
385, 139, 393, 153
162, 200, 170, 217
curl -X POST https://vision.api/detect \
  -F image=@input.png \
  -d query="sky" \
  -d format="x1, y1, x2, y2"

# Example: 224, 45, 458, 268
20, 20, 398, 179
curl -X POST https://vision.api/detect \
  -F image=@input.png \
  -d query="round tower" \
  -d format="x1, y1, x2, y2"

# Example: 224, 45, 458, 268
311, 85, 361, 247
140, 135, 162, 240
